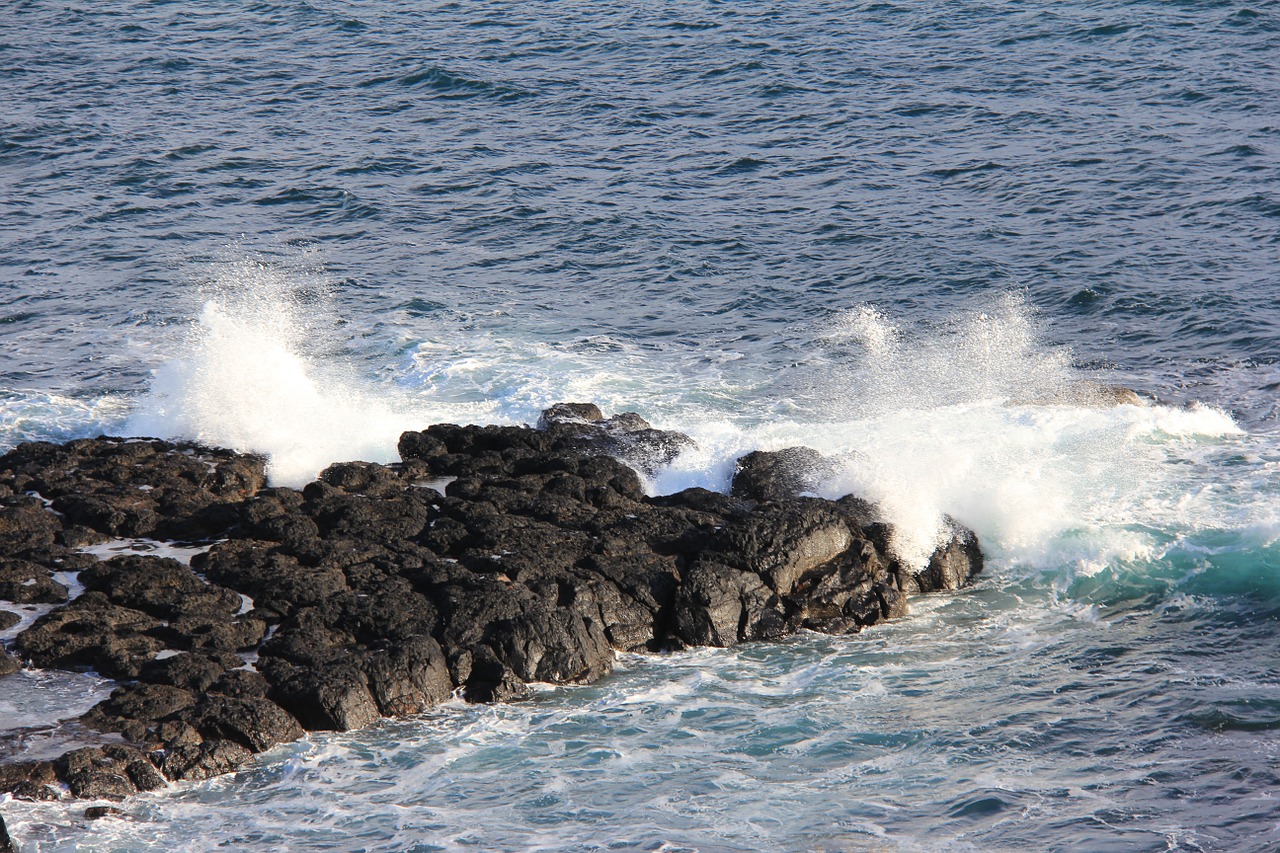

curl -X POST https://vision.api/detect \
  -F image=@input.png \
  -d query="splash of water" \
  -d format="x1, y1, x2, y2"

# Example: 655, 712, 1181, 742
652, 297, 1244, 571
125, 258, 431, 486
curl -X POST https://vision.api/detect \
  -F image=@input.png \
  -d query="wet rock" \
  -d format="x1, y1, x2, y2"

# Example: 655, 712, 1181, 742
158, 739, 253, 782
0, 559, 70, 605
53, 492, 160, 540
138, 651, 243, 693
79, 555, 242, 620
81, 683, 199, 742
730, 446, 841, 503
459, 645, 533, 703
0, 496, 61, 552
317, 461, 404, 497
672, 560, 783, 647
15, 593, 166, 679
85, 806, 124, 820
167, 614, 267, 654
536, 402, 605, 427
56, 746, 149, 800
0, 760, 57, 798
0, 650, 18, 677
211, 668, 270, 699
10, 779, 59, 801
907, 518, 984, 594
0, 437, 266, 542
0, 610, 19, 631
537, 403, 697, 475
195, 540, 348, 619
0, 405, 986, 803
363, 635, 454, 716
180, 696, 303, 753
713, 499, 855, 595
264, 659, 380, 732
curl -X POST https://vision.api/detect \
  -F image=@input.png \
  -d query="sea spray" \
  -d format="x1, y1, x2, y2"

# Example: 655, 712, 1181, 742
649, 298, 1245, 572
124, 258, 432, 486
118, 276, 1249, 579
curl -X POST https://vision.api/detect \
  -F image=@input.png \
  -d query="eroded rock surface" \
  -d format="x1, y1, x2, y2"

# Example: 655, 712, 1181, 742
0, 407, 982, 805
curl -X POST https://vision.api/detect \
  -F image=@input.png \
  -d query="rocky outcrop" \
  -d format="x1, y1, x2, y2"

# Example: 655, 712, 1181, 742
0, 407, 983, 810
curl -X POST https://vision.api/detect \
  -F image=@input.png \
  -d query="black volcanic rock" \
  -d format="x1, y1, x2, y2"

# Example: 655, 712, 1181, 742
0, 559, 68, 605
15, 593, 167, 679
730, 446, 841, 503
0, 405, 984, 803
158, 740, 254, 782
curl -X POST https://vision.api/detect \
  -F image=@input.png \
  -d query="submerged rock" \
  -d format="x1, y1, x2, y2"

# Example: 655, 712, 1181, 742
0, 405, 983, 802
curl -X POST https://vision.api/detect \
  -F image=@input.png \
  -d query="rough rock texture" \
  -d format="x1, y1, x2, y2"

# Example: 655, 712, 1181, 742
730, 446, 842, 503
0, 407, 983, 809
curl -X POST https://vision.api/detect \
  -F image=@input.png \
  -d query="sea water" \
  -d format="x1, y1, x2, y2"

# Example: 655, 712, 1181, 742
2, 1, 1279, 850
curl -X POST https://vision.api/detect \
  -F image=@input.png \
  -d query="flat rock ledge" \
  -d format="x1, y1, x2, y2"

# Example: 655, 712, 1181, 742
0, 404, 982, 809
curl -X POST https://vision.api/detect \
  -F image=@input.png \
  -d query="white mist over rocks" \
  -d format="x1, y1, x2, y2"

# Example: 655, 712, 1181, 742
121, 267, 1246, 574
651, 297, 1244, 571
125, 258, 447, 486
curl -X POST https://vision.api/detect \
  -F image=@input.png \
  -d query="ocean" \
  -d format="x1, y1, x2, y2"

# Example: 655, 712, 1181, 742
2, 0, 1279, 850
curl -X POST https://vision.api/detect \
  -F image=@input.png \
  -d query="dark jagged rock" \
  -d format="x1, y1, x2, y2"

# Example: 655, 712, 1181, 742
56, 745, 164, 800
730, 446, 841, 503
537, 402, 697, 475
0, 609, 19, 631
0, 496, 61, 552
0, 405, 983, 803
158, 740, 254, 782
15, 593, 166, 679
0, 760, 57, 801
181, 695, 303, 753
0, 649, 18, 677
0, 559, 69, 604
80, 555, 243, 620
0, 437, 265, 541
81, 682, 199, 742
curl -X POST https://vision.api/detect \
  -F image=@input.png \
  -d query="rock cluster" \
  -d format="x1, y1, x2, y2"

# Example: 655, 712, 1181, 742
0, 407, 981, 805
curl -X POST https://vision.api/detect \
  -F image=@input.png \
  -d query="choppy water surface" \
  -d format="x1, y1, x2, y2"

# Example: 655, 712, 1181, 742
3, 1, 1280, 850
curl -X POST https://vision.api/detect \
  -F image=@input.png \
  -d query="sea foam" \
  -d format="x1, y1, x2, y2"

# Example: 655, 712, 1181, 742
124, 258, 460, 486
110, 269, 1251, 577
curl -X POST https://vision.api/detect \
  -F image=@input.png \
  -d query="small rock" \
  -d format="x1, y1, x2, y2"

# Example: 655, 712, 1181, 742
730, 446, 841, 503
85, 806, 123, 820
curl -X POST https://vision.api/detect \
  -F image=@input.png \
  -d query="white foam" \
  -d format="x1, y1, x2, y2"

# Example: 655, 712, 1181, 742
70, 273, 1261, 576
644, 298, 1251, 571
122, 257, 463, 486
0, 389, 128, 446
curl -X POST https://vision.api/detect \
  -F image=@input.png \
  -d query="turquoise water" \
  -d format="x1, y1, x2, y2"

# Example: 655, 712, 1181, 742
3, 1, 1280, 849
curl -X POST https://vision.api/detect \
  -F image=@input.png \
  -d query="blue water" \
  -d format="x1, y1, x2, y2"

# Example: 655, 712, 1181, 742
3, 1, 1280, 850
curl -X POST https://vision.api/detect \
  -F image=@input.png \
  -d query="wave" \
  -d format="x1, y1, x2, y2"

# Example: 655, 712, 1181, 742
0, 261, 1263, 583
